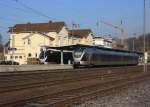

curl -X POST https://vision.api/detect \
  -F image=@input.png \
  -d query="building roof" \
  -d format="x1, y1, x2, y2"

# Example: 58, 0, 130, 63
94, 36, 104, 40
42, 44, 141, 54
8, 21, 66, 33
22, 32, 55, 40
69, 29, 92, 38
94, 36, 103, 38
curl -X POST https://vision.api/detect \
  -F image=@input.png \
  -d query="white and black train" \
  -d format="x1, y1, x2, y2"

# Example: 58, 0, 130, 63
39, 45, 139, 68
73, 45, 139, 68
39, 47, 73, 64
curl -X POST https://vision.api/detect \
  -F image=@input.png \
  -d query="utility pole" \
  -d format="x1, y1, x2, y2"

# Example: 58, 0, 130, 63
120, 20, 125, 49
132, 33, 136, 51
71, 21, 75, 45
143, 0, 147, 72
133, 39, 135, 51
96, 19, 100, 36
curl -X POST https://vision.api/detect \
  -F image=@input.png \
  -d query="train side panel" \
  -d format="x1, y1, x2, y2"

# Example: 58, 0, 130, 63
73, 47, 139, 67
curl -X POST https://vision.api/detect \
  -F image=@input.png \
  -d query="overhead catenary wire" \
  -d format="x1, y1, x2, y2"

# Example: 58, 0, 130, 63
0, 26, 8, 29
0, 2, 29, 13
0, 16, 21, 22
12, 0, 55, 20
0, 3, 49, 24
0, 1, 29, 23
0, 1, 51, 21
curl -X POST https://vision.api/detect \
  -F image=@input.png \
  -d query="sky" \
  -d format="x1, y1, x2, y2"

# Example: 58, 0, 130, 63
0, 0, 150, 43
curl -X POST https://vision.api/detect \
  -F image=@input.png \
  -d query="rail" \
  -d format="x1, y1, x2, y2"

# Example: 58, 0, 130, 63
0, 66, 149, 106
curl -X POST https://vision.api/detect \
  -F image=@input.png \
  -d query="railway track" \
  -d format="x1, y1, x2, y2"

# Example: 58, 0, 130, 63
47, 73, 150, 107
0, 66, 149, 107
0, 66, 142, 92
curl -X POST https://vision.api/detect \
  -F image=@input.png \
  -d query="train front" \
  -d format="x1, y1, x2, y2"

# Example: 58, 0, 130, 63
73, 47, 85, 68
39, 49, 47, 64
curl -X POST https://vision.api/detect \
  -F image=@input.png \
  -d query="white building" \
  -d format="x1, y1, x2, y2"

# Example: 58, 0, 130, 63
5, 21, 69, 64
93, 36, 114, 48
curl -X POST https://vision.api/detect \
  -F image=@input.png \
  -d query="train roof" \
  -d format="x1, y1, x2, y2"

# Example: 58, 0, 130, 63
41, 44, 143, 54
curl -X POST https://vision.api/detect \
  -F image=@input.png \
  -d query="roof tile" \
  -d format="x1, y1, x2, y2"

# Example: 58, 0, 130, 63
69, 29, 92, 37
9, 21, 66, 33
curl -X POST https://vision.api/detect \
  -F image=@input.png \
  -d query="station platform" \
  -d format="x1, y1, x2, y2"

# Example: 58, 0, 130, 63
0, 64, 73, 72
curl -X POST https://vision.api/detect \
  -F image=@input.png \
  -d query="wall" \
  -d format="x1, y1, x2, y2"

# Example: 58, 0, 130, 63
5, 32, 53, 64
47, 26, 69, 46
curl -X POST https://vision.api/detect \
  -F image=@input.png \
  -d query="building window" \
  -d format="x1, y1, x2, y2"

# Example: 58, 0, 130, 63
35, 53, 37, 57
64, 37, 67, 45
19, 56, 22, 59
28, 53, 32, 57
15, 56, 18, 59
5, 56, 7, 60
58, 36, 61, 46
28, 38, 31, 45
10, 56, 13, 59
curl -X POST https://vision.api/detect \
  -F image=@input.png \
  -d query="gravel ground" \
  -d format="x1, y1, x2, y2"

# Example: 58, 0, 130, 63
71, 78, 150, 107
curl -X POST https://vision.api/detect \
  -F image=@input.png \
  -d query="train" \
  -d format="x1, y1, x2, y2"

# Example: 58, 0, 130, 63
39, 48, 73, 64
73, 45, 139, 68
39, 45, 139, 68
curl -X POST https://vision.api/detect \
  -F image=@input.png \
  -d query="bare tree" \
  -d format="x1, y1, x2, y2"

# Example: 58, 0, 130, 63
0, 33, 2, 44
126, 33, 150, 52
0, 33, 3, 52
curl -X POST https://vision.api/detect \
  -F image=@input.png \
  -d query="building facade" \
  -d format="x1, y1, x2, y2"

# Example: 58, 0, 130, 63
69, 29, 93, 45
93, 36, 116, 48
5, 21, 94, 64
5, 21, 69, 64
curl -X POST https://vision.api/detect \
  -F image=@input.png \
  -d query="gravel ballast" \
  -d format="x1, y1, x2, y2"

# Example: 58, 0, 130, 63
71, 78, 150, 107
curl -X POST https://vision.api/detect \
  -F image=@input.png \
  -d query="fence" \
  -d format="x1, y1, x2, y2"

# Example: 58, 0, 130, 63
27, 58, 39, 64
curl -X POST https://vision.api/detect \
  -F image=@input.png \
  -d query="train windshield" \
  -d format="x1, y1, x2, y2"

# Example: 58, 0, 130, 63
74, 48, 84, 58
